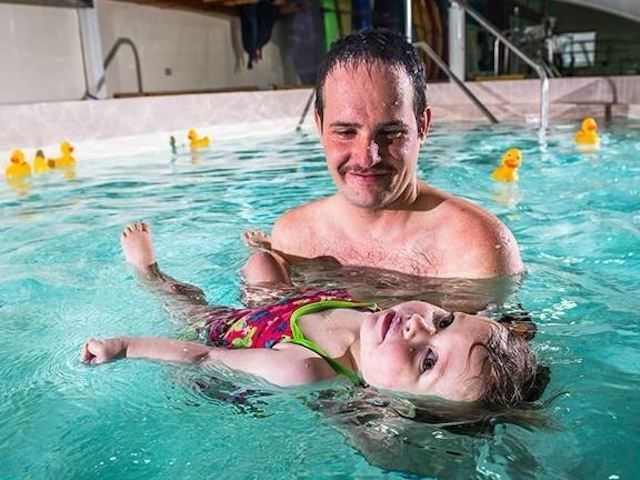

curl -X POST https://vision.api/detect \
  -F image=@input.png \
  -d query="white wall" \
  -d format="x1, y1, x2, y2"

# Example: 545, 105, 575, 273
0, 0, 288, 104
0, 4, 86, 104
96, 0, 287, 95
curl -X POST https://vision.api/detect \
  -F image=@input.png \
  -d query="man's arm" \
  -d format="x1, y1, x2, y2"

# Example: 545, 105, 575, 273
436, 197, 524, 279
479, 221, 524, 277
456, 219, 524, 278
81, 337, 335, 386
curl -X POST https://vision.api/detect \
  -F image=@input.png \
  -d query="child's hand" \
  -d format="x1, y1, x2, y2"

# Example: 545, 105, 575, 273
81, 337, 126, 364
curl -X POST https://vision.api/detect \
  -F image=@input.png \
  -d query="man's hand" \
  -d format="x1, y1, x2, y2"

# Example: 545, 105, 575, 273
80, 338, 126, 365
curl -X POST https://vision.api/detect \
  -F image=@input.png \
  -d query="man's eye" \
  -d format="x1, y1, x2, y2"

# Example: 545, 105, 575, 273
422, 349, 438, 372
439, 313, 454, 329
335, 129, 356, 138
382, 130, 404, 139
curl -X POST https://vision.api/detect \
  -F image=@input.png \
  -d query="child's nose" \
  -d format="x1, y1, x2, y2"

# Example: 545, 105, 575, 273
404, 314, 436, 338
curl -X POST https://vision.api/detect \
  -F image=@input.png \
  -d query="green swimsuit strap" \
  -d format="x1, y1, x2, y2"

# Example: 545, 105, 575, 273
285, 299, 377, 386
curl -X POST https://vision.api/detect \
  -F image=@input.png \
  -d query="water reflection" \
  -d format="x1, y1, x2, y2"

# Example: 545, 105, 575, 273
243, 259, 523, 314
313, 388, 551, 478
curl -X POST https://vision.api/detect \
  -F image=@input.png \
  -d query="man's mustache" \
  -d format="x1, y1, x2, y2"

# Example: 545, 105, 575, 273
339, 165, 395, 175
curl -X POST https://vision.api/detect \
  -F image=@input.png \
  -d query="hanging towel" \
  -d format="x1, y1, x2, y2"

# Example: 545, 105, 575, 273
240, 0, 278, 69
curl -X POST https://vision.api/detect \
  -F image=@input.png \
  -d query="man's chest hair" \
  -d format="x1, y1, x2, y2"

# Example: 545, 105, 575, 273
317, 235, 441, 275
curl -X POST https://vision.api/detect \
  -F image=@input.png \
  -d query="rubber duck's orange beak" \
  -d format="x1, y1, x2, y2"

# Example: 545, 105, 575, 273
10, 151, 23, 164
505, 159, 520, 168
502, 149, 522, 169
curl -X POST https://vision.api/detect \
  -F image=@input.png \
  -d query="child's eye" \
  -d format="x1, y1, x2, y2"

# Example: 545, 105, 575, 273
421, 348, 438, 372
439, 313, 454, 329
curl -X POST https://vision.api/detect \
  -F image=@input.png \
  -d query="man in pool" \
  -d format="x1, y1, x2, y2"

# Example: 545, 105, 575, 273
244, 29, 523, 281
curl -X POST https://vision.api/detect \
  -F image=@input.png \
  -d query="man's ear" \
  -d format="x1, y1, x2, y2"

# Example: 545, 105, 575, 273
418, 106, 432, 140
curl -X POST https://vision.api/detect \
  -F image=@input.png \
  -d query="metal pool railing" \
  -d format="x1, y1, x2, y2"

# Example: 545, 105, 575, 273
450, 0, 549, 131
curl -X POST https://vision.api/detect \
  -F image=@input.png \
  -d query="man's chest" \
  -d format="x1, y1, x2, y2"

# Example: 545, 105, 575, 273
306, 233, 445, 276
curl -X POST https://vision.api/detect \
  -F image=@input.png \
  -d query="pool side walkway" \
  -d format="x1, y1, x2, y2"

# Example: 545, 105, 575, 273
0, 76, 638, 153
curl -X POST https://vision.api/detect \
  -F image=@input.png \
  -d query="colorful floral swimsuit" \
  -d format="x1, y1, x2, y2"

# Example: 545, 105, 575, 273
201, 288, 377, 384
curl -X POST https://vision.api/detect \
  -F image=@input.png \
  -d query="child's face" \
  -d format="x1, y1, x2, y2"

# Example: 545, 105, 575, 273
359, 301, 502, 402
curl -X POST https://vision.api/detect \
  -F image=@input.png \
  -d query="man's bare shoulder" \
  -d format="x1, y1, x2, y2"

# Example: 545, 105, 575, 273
418, 185, 501, 230
271, 197, 333, 254
444, 194, 504, 231
418, 187, 524, 277
273, 198, 331, 233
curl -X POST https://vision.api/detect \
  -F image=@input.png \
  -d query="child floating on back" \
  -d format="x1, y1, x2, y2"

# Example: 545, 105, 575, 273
81, 222, 544, 407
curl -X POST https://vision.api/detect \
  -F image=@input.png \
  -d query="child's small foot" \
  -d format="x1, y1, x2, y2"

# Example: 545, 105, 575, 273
243, 230, 272, 250
121, 222, 157, 274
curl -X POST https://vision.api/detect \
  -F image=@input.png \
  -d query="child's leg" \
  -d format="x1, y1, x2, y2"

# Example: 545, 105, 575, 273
121, 222, 208, 318
242, 251, 292, 286
241, 230, 293, 287
240, 230, 299, 306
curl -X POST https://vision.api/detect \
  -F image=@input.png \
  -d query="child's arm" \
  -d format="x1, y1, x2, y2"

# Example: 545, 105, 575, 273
81, 337, 212, 365
81, 337, 335, 386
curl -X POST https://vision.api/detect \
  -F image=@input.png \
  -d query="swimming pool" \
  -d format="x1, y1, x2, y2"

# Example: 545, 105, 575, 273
1, 119, 639, 478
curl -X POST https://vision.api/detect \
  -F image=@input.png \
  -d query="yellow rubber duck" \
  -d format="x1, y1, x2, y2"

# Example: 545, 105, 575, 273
491, 148, 522, 182
33, 149, 49, 173
48, 141, 76, 168
5, 149, 32, 179
187, 129, 210, 150
575, 117, 600, 147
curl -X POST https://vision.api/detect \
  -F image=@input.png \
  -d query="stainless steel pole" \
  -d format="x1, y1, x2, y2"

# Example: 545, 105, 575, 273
405, 0, 412, 42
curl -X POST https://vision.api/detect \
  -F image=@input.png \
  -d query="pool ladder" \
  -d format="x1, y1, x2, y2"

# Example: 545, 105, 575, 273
452, 0, 549, 130
84, 38, 143, 99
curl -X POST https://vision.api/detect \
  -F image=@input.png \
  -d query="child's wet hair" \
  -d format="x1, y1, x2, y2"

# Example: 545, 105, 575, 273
477, 322, 549, 407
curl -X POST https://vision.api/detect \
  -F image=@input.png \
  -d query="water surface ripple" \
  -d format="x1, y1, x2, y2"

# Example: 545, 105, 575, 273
1, 121, 639, 479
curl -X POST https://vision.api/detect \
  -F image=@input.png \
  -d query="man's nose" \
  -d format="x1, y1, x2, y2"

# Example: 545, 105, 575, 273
403, 314, 436, 339
352, 137, 381, 168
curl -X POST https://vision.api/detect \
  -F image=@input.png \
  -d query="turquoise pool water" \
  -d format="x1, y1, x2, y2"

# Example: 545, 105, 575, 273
1, 120, 639, 478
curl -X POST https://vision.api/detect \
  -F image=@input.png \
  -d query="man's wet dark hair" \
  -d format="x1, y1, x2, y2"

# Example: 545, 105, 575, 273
314, 29, 428, 129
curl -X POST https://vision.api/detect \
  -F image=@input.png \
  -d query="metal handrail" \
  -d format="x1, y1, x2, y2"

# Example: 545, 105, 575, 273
295, 90, 315, 131
494, 33, 559, 79
414, 42, 498, 123
493, 35, 514, 76
452, 0, 549, 130
90, 38, 143, 98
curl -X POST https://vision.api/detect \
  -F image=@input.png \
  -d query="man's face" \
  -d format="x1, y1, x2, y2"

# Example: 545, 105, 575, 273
315, 63, 430, 209
358, 301, 500, 402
